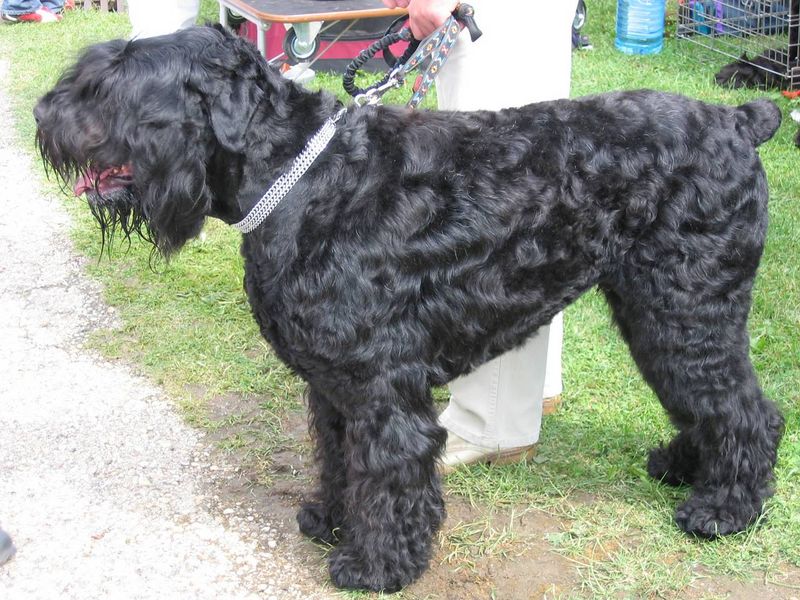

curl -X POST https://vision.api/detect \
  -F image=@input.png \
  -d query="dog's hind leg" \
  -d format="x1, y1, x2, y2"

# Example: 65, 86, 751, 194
602, 275, 783, 537
297, 388, 348, 545
601, 287, 701, 487
646, 429, 700, 487
327, 379, 446, 592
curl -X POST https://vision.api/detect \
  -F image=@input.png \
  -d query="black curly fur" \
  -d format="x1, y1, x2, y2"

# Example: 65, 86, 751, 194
35, 25, 785, 592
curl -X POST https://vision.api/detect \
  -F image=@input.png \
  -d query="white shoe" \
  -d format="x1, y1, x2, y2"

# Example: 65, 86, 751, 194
438, 432, 536, 475
542, 394, 563, 415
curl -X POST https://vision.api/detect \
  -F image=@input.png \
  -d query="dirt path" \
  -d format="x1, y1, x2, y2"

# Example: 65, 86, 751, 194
0, 59, 330, 600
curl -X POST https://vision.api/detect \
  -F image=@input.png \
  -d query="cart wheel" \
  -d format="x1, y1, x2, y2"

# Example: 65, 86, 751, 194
225, 9, 247, 29
283, 28, 320, 63
573, 0, 587, 31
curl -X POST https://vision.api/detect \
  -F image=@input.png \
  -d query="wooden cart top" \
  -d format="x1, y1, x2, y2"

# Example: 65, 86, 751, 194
221, 0, 406, 23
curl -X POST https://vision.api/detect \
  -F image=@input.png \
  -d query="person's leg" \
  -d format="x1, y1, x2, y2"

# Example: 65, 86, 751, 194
128, 0, 199, 39
435, 1, 574, 465
2, 0, 61, 22
543, 311, 564, 413
40, 0, 64, 13
436, 0, 574, 110
2, 0, 43, 16
439, 329, 548, 470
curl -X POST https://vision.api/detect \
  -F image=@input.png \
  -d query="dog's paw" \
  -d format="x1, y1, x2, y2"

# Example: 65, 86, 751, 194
296, 503, 339, 545
647, 445, 694, 486
675, 492, 760, 538
328, 544, 412, 592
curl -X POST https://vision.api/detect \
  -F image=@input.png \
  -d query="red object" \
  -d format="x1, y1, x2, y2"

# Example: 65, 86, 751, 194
242, 21, 408, 68
1, 7, 62, 22
782, 90, 800, 99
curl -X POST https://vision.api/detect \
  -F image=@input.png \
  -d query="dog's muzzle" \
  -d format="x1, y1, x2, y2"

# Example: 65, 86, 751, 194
74, 164, 134, 197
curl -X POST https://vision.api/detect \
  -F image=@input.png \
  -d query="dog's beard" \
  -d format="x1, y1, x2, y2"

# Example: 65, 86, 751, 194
86, 186, 159, 261
38, 148, 165, 261
35, 143, 153, 257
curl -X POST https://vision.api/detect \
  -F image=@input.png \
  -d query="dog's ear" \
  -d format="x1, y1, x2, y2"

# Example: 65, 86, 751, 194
189, 30, 277, 153
128, 115, 212, 257
199, 71, 264, 153
120, 68, 214, 255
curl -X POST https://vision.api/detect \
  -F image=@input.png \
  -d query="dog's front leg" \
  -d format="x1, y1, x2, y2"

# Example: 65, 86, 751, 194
297, 388, 348, 545
328, 393, 446, 592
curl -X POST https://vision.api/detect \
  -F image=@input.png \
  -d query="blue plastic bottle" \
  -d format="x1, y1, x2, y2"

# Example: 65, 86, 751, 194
615, 0, 666, 55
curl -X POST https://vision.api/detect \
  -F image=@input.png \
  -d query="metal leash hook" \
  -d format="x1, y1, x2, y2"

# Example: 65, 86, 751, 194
353, 65, 405, 106
342, 27, 415, 100
343, 3, 481, 107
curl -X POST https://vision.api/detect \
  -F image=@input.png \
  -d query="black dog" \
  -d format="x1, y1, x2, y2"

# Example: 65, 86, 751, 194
714, 50, 796, 90
35, 26, 784, 592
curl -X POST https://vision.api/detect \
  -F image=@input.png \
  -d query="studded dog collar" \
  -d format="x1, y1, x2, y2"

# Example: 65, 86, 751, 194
231, 108, 347, 234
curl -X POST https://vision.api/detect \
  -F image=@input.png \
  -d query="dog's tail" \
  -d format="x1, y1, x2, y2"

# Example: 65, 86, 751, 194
735, 98, 782, 147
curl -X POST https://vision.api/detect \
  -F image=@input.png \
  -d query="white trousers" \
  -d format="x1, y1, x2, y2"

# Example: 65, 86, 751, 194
127, 0, 199, 39
437, 0, 574, 448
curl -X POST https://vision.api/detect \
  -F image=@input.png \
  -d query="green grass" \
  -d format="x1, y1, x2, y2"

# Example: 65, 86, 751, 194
2, 0, 799, 597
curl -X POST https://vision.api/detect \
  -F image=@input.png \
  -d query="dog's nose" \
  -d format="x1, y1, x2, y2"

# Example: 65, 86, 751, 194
33, 103, 43, 125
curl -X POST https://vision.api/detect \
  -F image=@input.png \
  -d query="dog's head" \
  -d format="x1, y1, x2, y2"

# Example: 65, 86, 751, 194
35, 25, 282, 257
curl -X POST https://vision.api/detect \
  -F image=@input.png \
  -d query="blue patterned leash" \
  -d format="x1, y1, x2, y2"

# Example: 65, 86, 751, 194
342, 3, 482, 108
403, 12, 464, 108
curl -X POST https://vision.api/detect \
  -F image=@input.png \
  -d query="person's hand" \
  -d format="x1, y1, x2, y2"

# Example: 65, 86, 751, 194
382, 0, 459, 40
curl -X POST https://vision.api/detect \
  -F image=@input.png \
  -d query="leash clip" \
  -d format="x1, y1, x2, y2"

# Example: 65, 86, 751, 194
353, 90, 381, 107
354, 67, 405, 106
343, 4, 480, 108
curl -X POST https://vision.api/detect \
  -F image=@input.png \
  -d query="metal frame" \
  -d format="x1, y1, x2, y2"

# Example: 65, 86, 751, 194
217, 0, 405, 60
219, 0, 271, 55
677, 0, 800, 89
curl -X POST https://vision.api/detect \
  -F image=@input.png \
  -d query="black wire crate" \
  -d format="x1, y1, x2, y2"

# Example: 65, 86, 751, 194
677, 0, 800, 89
